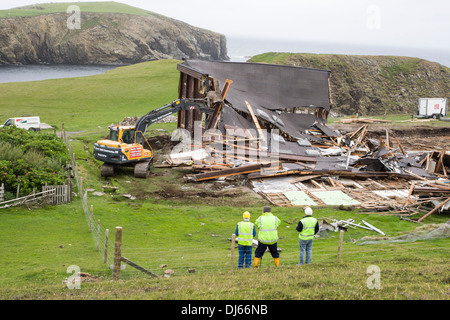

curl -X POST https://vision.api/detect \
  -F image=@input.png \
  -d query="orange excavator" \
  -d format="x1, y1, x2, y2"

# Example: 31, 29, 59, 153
93, 98, 215, 178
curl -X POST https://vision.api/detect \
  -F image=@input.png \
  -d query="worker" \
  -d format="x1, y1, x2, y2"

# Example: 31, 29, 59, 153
254, 206, 281, 268
235, 211, 256, 269
296, 207, 320, 265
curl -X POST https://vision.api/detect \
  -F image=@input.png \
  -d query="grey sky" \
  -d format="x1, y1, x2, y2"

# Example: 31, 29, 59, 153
1, 0, 449, 50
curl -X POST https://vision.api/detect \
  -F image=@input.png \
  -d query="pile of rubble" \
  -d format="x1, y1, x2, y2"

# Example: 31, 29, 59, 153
118, 115, 177, 127
167, 122, 449, 219
167, 59, 449, 221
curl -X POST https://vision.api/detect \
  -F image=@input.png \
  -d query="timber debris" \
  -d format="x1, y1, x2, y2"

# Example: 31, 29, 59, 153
164, 60, 450, 220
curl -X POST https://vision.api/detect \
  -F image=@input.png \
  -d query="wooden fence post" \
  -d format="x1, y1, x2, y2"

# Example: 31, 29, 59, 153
230, 234, 236, 272
104, 229, 109, 264
113, 227, 123, 280
96, 219, 100, 251
337, 230, 344, 263
89, 205, 93, 233
0, 183, 4, 202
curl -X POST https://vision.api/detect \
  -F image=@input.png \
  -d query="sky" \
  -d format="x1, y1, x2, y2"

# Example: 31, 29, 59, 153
0, 0, 449, 50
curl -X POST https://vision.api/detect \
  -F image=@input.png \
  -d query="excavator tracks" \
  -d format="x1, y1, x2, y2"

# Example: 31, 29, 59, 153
134, 161, 151, 178
100, 164, 115, 177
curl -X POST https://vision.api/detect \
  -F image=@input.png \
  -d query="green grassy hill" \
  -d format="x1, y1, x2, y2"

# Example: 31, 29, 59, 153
0, 60, 180, 132
0, 1, 159, 18
249, 52, 449, 116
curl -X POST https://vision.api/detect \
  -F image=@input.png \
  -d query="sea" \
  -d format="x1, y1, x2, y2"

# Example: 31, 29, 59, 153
0, 36, 448, 84
0, 64, 117, 84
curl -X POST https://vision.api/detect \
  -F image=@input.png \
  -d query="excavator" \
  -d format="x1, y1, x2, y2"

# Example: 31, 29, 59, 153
93, 98, 218, 178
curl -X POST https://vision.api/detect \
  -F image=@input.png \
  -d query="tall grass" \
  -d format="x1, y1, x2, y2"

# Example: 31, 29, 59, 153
0, 142, 23, 161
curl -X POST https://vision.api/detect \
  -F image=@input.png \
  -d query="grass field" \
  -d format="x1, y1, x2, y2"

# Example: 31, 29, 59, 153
0, 60, 180, 132
0, 1, 159, 19
0, 60, 449, 302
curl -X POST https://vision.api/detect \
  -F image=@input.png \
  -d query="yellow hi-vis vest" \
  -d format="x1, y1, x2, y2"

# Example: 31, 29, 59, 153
237, 221, 254, 246
256, 213, 280, 245
299, 216, 318, 240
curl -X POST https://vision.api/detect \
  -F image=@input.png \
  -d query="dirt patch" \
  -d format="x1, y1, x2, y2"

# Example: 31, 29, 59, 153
121, 164, 266, 206
151, 183, 265, 207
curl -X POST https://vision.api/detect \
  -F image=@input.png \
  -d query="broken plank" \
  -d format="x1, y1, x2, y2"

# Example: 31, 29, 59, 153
362, 220, 386, 235
407, 181, 415, 203
417, 197, 450, 222
121, 256, 158, 277
395, 137, 406, 155
194, 163, 281, 182
245, 101, 267, 146
288, 175, 322, 184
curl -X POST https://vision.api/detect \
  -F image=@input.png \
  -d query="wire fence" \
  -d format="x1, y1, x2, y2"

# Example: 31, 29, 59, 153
66, 134, 115, 272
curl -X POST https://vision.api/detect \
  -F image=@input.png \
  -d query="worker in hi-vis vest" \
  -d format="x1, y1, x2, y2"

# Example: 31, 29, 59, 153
254, 206, 281, 268
296, 207, 320, 265
235, 211, 256, 269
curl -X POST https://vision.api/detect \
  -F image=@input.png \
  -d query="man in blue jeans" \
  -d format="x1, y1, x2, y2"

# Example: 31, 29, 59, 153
296, 207, 319, 265
235, 211, 256, 269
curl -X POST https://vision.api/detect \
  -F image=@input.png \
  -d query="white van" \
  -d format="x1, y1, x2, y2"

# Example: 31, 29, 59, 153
0, 117, 42, 131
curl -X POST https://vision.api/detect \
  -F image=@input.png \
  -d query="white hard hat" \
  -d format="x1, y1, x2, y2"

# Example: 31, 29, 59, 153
304, 207, 313, 216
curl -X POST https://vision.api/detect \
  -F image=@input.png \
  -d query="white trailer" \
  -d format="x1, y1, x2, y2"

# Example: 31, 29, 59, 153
416, 98, 447, 119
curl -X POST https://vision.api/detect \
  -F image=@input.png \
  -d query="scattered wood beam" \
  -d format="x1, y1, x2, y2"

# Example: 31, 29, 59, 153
194, 163, 281, 181
417, 197, 450, 222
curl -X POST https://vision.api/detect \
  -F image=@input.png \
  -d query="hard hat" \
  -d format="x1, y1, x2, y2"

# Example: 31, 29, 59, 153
304, 207, 313, 216
243, 211, 251, 219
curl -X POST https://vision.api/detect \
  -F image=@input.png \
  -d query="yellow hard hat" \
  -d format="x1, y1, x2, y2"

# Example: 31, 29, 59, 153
243, 211, 251, 219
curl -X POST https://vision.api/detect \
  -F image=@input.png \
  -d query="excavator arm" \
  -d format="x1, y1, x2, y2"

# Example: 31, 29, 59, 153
134, 98, 214, 146
94, 97, 221, 178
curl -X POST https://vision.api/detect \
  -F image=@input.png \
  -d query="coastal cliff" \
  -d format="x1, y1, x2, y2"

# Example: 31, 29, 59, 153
0, 10, 228, 65
249, 53, 449, 116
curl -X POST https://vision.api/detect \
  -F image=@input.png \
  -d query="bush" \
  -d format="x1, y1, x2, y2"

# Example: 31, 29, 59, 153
0, 142, 24, 161
0, 127, 70, 196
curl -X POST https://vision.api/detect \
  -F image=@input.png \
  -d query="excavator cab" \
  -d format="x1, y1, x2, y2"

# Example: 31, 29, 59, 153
109, 126, 135, 144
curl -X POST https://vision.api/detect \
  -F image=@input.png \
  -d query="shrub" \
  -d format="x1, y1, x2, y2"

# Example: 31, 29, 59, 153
0, 127, 70, 196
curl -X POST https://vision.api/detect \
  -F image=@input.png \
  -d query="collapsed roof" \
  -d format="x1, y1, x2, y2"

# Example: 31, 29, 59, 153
177, 59, 332, 140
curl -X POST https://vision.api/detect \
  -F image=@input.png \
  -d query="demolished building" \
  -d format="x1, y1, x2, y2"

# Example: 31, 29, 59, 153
171, 59, 449, 216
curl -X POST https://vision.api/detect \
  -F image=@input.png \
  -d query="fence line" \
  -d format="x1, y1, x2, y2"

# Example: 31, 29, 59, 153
65, 130, 116, 271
